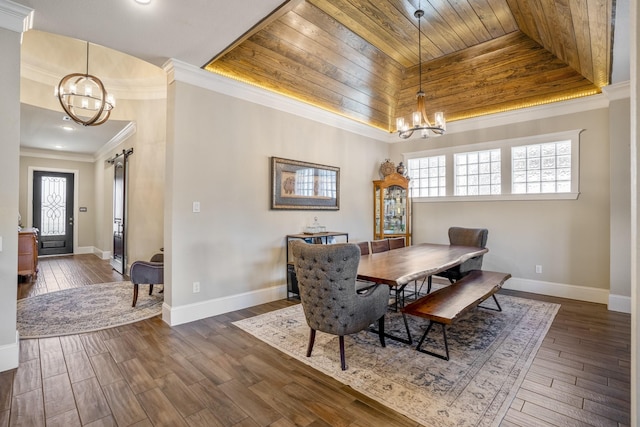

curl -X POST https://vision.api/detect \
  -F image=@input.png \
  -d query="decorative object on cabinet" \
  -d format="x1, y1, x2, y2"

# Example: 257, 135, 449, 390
373, 172, 411, 245
285, 231, 349, 299
271, 157, 339, 210
379, 159, 396, 177
396, 162, 406, 176
18, 228, 39, 280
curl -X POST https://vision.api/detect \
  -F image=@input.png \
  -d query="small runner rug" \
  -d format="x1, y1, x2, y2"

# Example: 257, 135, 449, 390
17, 282, 163, 339
233, 293, 559, 427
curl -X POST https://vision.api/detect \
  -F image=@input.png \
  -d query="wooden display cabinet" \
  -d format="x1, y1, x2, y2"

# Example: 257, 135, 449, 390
18, 228, 39, 279
373, 172, 411, 244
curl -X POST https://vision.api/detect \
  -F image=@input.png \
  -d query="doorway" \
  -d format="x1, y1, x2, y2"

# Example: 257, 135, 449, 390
32, 171, 75, 256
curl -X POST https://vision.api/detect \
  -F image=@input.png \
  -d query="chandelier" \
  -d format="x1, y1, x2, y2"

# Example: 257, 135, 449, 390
54, 42, 115, 126
395, 6, 445, 139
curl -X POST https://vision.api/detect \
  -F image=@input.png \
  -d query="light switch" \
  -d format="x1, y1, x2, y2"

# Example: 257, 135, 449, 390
192, 201, 200, 213
0, 236, 2, 252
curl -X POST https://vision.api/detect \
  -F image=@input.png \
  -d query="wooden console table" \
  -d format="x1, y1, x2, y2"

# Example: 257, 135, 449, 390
18, 228, 39, 279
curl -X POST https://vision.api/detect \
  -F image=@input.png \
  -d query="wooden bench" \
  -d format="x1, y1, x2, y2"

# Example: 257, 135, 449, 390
401, 270, 512, 360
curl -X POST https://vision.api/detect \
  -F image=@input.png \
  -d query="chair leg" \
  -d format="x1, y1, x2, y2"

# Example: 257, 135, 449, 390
378, 316, 386, 347
149, 284, 154, 295
339, 336, 346, 370
132, 284, 139, 307
306, 328, 316, 357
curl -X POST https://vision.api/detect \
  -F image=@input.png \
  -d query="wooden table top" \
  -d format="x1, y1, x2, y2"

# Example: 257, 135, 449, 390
357, 243, 488, 286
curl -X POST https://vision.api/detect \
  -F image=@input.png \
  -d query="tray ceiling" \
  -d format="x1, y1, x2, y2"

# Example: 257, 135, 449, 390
204, 0, 613, 132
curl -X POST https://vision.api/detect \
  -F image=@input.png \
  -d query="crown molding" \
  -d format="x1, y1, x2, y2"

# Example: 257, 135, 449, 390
163, 58, 391, 142
20, 148, 95, 163
95, 121, 137, 161
21, 63, 167, 101
163, 59, 626, 145
602, 81, 631, 101
0, 0, 33, 33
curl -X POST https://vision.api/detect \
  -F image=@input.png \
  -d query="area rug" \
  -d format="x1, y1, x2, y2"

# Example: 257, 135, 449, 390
17, 282, 163, 339
233, 294, 559, 427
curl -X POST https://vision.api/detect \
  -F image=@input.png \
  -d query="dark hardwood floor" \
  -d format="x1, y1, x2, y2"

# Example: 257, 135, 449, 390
17, 254, 125, 300
3, 255, 631, 426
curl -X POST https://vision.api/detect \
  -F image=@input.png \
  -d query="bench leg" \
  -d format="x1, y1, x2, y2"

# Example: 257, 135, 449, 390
415, 321, 450, 361
478, 294, 502, 312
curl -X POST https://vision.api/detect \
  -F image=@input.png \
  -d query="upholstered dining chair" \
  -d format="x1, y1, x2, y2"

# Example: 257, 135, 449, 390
356, 241, 370, 255
290, 241, 389, 370
441, 227, 488, 283
370, 239, 390, 253
388, 237, 406, 249
129, 253, 164, 307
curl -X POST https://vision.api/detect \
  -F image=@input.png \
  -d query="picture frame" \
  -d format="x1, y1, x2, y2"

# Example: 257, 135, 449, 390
271, 157, 340, 210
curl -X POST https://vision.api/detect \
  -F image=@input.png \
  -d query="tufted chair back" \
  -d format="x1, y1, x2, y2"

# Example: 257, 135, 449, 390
290, 241, 389, 369
442, 227, 488, 282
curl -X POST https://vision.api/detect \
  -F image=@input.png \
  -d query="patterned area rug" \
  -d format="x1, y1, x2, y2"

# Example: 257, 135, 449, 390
234, 293, 559, 427
17, 282, 163, 339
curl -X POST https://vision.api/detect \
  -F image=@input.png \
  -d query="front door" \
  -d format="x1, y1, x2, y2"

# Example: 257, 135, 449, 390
33, 171, 74, 256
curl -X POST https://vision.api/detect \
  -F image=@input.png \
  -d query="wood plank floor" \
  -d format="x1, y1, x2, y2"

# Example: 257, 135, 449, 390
4, 255, 631, 426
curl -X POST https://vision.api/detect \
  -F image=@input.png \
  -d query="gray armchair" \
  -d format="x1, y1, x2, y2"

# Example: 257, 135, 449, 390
441, 227, 488, 282
291, 241, 389, 370
129, 253, 164, 307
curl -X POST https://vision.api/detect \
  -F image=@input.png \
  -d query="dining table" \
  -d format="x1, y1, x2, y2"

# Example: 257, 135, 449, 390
356, 242, 489, 344
357, 243, 489, 287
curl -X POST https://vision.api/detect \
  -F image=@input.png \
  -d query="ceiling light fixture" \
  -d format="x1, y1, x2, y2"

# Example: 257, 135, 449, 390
395, 4, 445, 139
54, 42, 115, 126
135, 0, 151, 4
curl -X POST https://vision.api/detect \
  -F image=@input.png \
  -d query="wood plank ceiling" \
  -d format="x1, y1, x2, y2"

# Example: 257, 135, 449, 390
204, 0, 613, 133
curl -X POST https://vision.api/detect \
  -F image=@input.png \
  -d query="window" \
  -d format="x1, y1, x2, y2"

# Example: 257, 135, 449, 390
408, 155, 445, 197
404, 129, 581, 202
512, 141, 571, 194
454, 149, 501, 196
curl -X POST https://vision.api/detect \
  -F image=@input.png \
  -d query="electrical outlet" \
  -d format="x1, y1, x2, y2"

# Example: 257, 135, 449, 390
535, 265, 542, 274
193, 281, 200, 293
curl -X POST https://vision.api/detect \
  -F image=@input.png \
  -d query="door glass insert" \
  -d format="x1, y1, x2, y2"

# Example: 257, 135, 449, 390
40, 176, 67, 236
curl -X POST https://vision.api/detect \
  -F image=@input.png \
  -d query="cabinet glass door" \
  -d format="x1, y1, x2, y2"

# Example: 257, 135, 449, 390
383, 185, 407, 234
375, 187, 381, 235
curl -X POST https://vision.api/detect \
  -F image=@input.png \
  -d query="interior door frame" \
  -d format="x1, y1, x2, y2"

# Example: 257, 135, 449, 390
27, 166, 80, 255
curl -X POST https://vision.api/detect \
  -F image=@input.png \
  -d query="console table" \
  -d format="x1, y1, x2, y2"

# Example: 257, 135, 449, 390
285, 232, 349, 298
18, 228, 39, 279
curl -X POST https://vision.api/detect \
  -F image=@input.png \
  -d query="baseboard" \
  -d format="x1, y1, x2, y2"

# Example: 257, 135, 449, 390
74, 246, 94, 255
608, 294, 632, 313
92, 248, 111, 260
503, 277, 609, 305
0, 331, 20, 373
163, 284, 287, 326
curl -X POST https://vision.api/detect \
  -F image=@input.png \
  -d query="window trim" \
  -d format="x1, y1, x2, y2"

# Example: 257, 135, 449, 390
404, 129, 583, 202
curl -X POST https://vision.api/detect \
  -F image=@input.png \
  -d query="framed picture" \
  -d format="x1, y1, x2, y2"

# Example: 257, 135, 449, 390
271, 157, 340, 210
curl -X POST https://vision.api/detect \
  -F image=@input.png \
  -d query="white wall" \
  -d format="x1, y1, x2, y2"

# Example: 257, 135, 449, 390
630, 0, 638, 422
164, 64, 388, 325
93, 97, 166, 265
0, 17, 29, 371
388, 106, 612, 304
609, 93, 632, 312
